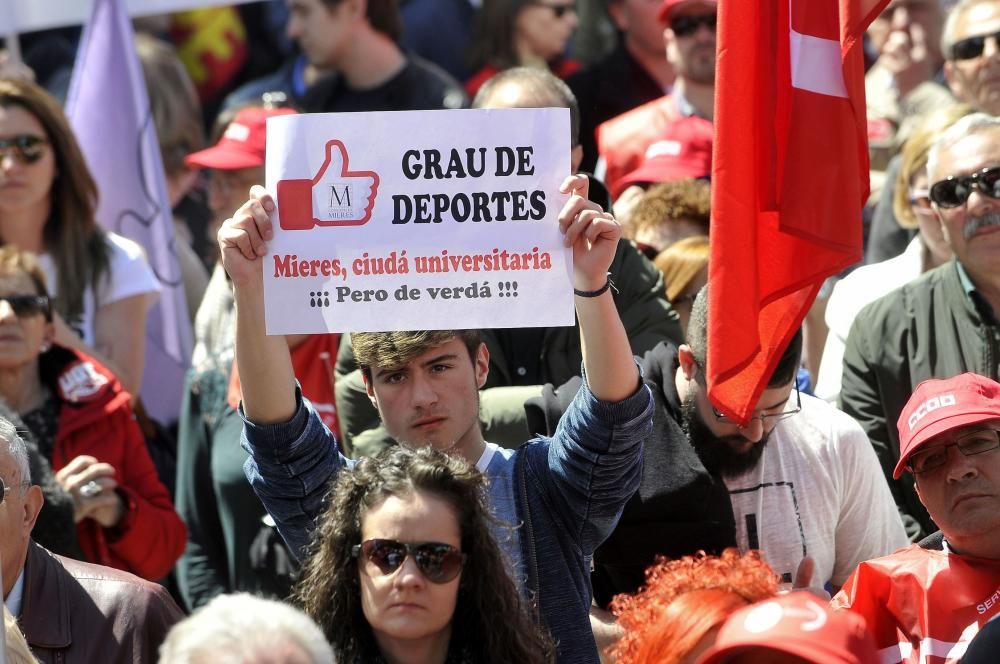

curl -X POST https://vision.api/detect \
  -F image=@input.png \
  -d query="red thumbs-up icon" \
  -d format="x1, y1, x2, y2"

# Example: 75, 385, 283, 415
276, 139, 380, 230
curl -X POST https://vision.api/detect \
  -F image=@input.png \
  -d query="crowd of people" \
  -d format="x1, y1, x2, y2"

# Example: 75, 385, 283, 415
2, 0, 1000, 662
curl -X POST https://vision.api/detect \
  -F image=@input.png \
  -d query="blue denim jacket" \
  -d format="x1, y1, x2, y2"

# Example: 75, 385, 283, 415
241, 378, 652, 663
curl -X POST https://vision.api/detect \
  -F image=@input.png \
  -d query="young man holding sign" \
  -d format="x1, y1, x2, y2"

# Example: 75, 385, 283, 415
220, 175, 652, 663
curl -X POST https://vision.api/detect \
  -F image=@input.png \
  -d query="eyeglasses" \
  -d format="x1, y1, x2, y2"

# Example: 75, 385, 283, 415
0, 476, 31, 505
0, 294, 51, 319
711, 385, 802, 426
351, 539, 465, 584
0, 135, 48, 166
671, 13, 717, 37
928, 166, 1000, 208
950, 31, 1000, 61
906, 427, 1000, 474
529, 0, 577, 18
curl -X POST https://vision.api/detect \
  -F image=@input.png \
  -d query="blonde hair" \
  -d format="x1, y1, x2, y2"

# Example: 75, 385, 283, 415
893, 104, 975, 228
654, 236, 710, 303
4, 605, 38, 664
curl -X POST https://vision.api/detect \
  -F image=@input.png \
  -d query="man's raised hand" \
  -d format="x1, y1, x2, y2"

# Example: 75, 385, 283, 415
218, 185, 275, 287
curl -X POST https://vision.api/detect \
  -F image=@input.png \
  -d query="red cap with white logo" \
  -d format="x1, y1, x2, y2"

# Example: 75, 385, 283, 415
894, 373, 1000, 479
697, 592, 878, 664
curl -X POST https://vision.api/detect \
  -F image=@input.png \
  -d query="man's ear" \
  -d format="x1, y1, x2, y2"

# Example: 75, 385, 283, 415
475, 343, 490, 390
943, 60, 959, 97
362, 372, 378, 409
677, 344, 698, 381
23, 485, 43, 535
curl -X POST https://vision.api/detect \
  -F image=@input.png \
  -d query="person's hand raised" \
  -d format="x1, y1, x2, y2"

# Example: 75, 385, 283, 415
558, 175, 621, 292
218, 185, 274, 289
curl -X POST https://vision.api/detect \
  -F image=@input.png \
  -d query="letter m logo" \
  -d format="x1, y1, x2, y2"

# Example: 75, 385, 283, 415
329, 184, 353, 208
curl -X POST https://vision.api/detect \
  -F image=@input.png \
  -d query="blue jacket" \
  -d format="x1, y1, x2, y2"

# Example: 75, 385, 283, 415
241, 378, 652, 663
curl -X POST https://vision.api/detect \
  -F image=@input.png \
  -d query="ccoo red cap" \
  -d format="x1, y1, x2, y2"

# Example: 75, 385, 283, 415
658, 0, 718, 23
613, 115, 713, 197
894, 373, 1000, 479
698, 592, 879, 664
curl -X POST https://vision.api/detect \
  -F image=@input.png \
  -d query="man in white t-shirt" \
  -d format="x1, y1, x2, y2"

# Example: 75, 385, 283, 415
678, 287, 908, 590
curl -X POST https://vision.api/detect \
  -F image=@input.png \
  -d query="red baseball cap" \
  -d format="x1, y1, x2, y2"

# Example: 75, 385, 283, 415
893, 373, 1000, 479
698, 592, 879, 664
185, 106, 298, 171
659, 0, 718, 23
613, 115, 713, 197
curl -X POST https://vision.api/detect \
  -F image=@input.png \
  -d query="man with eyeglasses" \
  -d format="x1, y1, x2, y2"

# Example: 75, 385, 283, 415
528, 287, 906, 652
0, 417, 182, 662
842, 112, 1000, 542
943, 0, 1000, 116
594, 0, 717, 194
832, 373, 1000, 662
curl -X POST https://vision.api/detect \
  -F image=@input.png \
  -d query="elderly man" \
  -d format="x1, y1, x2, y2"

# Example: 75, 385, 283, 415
841, 112, 1000, 540
0, 418, 181, 663
943, 0, 1000, 116
833, 373, 1000, 662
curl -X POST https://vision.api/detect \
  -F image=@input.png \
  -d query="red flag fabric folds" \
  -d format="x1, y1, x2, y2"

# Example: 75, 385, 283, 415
707, 0, 888, 423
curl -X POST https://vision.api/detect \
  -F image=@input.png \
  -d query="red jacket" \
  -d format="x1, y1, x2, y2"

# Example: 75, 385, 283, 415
832, 544, 1000, 663
42, 347, 186, 580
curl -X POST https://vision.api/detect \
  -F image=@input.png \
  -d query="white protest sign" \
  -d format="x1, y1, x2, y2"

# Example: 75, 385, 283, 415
2, 0, 253, 34
263, 108, 574, 334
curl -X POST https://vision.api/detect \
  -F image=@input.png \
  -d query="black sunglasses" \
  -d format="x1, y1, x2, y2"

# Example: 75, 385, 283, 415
0, 135, 48, 165
0, 294, 51, 320
529, 0, 576, 18
671, 13, 717, 37
951, 30, 1000, 61
352, 539, 466, 584
928, 166, 1000, 208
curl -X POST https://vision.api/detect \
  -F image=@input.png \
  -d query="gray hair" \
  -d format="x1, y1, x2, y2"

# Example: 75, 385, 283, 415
472, 66, 581, 147
926, 112, 1000, 181
941, 0, 997, 60
159, 593, 336, 664
0, 417, 31, 485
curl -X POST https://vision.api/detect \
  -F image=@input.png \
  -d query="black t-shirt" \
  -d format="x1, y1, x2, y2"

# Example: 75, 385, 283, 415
300, 54, 467, 113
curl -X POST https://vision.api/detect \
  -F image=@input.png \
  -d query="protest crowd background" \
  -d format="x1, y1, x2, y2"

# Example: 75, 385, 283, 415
3, 0, 1000, 662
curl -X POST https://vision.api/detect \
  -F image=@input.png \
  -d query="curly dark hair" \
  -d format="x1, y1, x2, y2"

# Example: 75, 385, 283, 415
294, 446, 555, 663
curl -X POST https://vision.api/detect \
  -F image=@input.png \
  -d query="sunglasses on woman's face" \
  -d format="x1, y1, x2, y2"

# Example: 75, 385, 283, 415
928, 166, 1000, 208
0, 294, 51, 319
0, 135, 48, 165
352, 539, 465, 584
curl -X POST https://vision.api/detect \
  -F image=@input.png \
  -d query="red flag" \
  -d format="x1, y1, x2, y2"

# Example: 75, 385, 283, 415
707, 0, 888, 423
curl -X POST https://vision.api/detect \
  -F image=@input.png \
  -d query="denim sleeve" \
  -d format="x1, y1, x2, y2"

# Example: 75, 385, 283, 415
543, 365, 653, 555
241, 386, 351, 561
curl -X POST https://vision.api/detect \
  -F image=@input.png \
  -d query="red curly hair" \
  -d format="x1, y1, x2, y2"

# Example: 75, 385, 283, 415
609, 549, 778, 664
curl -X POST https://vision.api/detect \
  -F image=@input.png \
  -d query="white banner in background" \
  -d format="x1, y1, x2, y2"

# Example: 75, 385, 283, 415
263, 108, 575, 334
1, 0, 253, 34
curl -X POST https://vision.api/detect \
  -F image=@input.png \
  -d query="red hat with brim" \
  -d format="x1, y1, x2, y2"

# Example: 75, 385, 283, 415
893, 373, 1000, 479
185, 106, 297, 171
697, 593, 879, 664
613, 115, 713, 198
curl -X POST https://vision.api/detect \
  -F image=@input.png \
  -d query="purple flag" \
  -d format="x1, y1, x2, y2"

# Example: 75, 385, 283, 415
65, 0, 192, 423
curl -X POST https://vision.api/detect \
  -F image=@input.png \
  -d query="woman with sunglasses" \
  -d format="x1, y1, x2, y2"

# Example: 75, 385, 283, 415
0, 245, 185, 581
465, 0, 580, 98
295, 445, 554, 663
0, 78, 158, 397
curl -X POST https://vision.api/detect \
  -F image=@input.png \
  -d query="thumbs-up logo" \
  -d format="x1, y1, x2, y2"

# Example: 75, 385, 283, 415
276, 140, 380, 230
